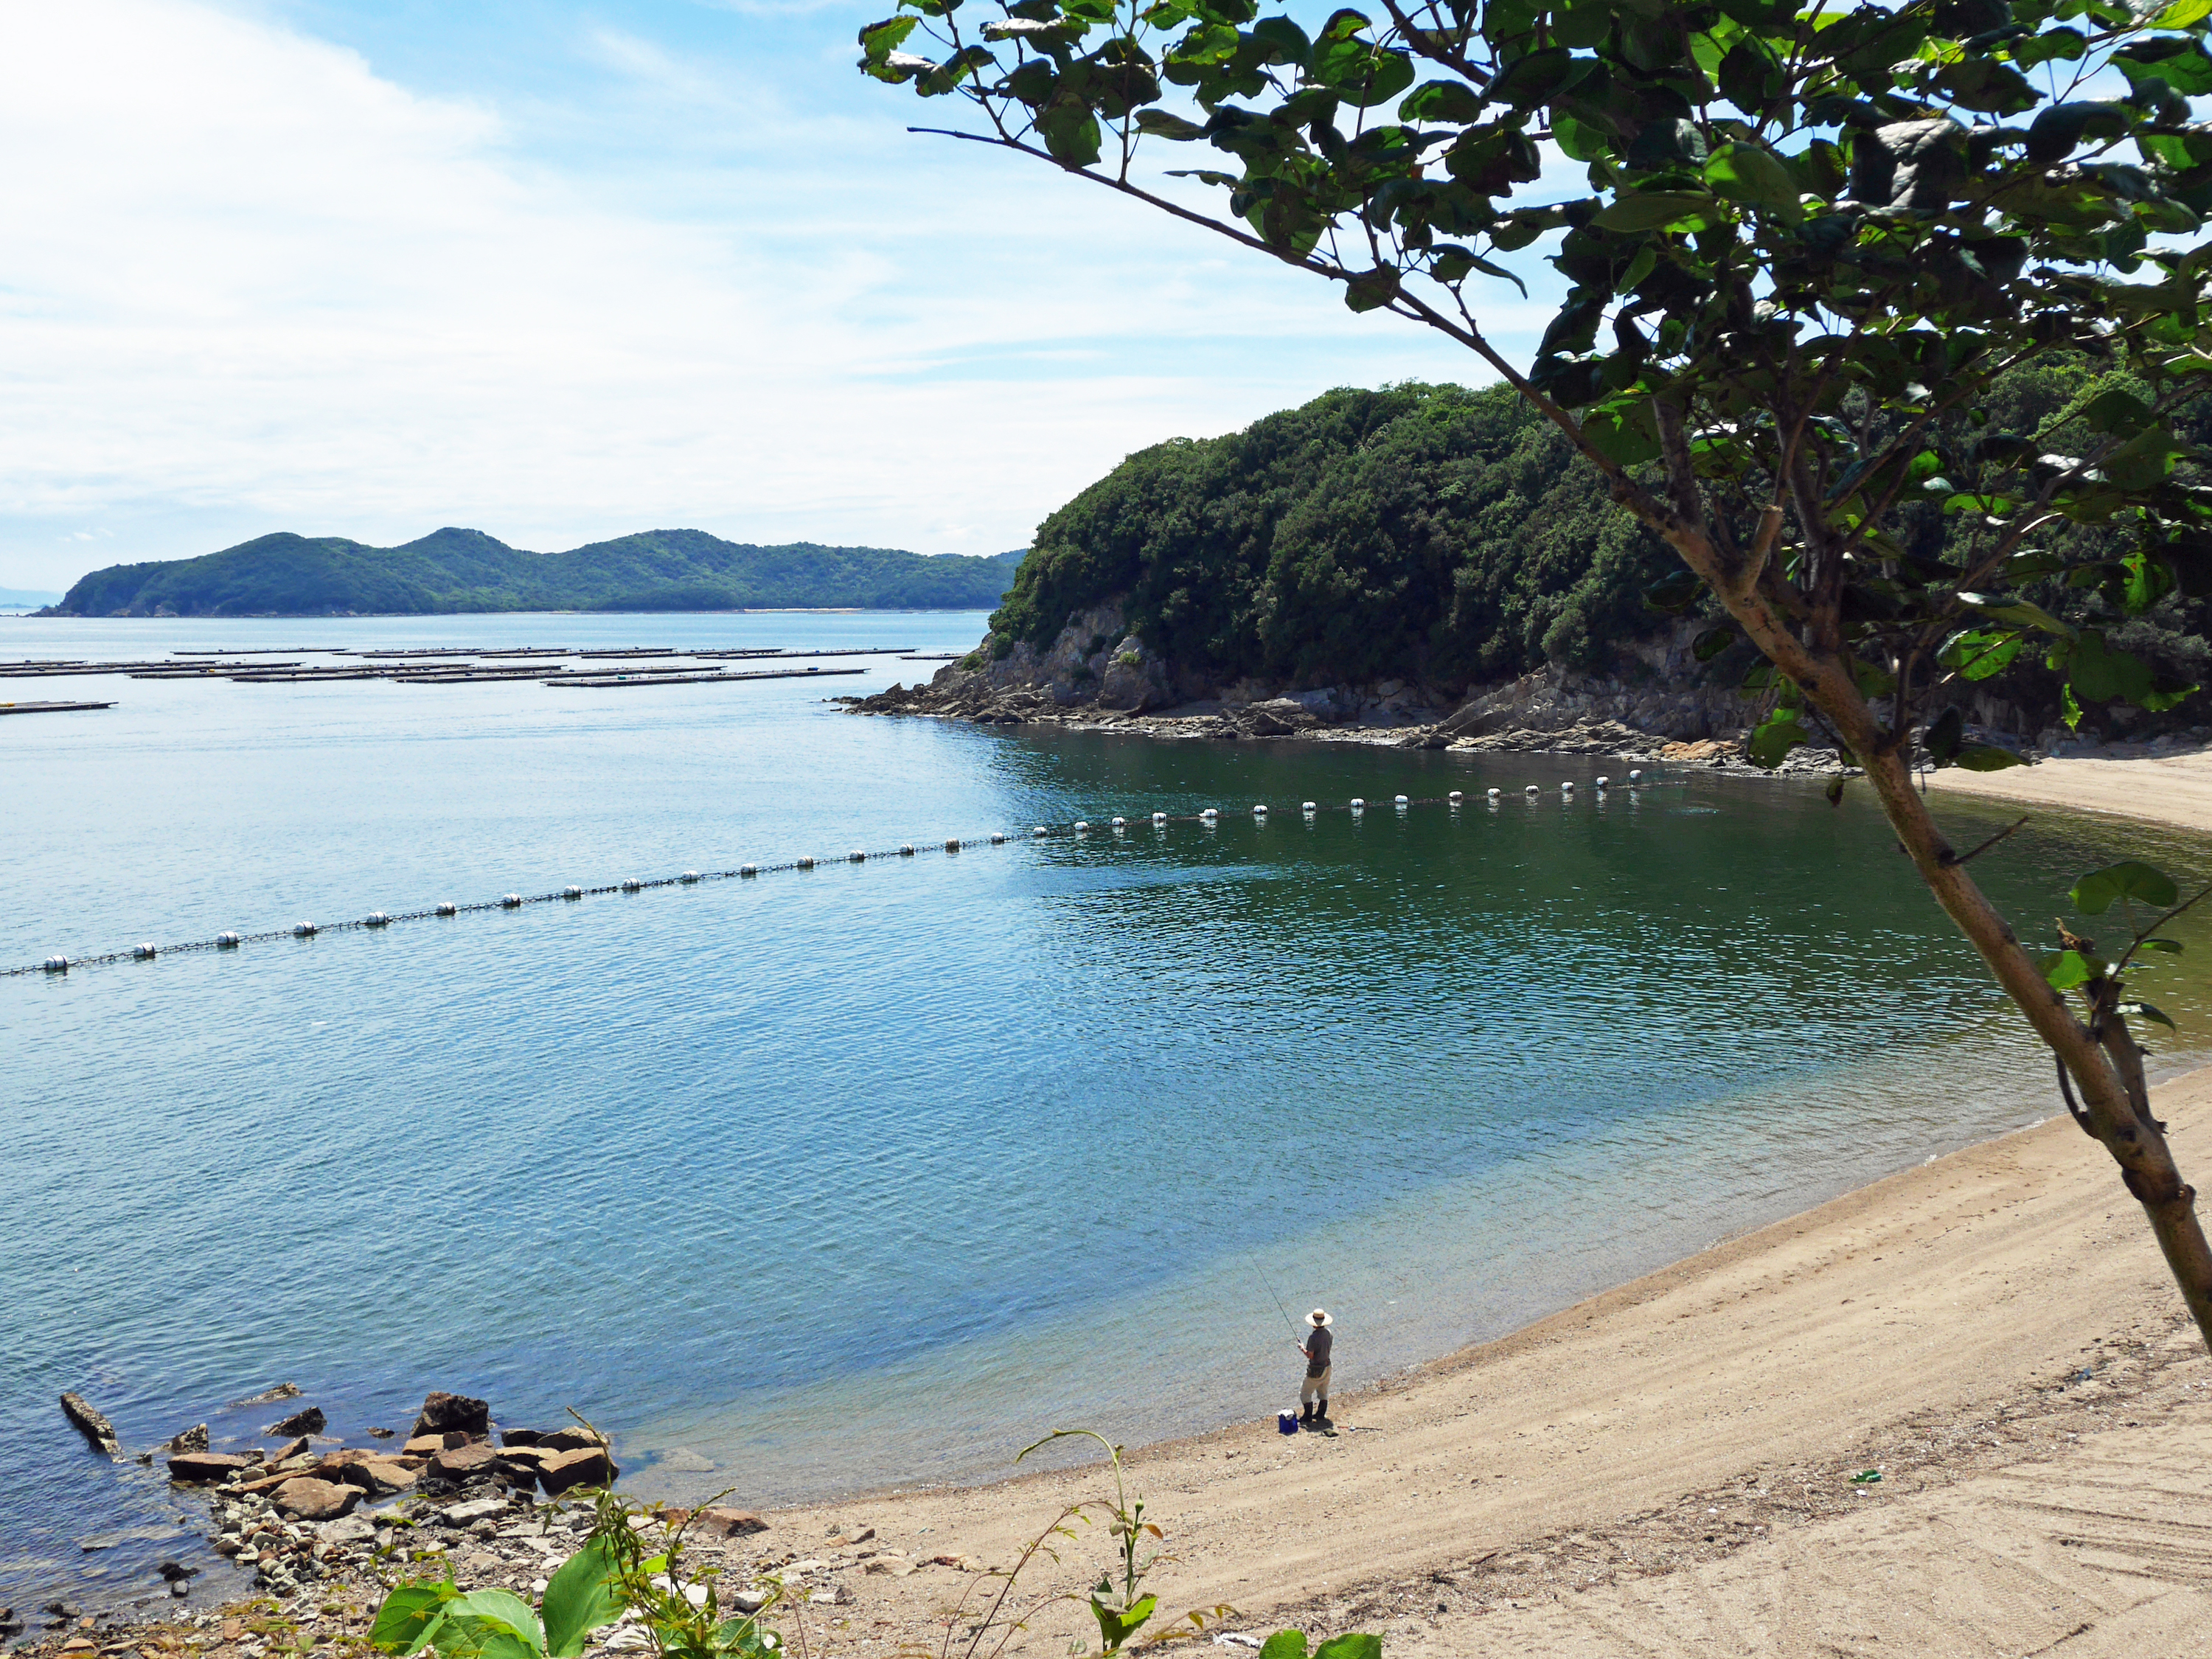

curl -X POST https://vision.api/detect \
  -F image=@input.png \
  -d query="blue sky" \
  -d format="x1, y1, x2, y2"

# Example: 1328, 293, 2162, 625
0, 0, 1561, 593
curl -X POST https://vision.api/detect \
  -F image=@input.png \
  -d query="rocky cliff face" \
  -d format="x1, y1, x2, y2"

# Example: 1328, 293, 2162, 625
848, 603, 1843, 766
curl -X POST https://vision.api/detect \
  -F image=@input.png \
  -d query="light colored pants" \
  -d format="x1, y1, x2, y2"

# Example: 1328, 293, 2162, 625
1300, 1368, 1330, 1403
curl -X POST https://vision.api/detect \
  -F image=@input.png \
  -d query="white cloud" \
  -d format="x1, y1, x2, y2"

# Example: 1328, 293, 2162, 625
0, 0, 1535, 591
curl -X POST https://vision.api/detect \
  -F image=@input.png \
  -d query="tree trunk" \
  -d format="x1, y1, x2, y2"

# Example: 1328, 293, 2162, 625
1646, 506, 2212, 1352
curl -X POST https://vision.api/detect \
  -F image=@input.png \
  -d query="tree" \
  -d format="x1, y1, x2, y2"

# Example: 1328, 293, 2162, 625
859, 0, 2212, 1344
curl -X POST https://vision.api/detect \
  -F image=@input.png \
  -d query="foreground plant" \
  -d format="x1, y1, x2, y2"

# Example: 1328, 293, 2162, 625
861, 0, 2212, 1344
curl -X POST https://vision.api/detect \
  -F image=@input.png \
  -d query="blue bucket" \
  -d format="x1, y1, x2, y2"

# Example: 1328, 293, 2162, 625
1276, 1410, 1300, 1436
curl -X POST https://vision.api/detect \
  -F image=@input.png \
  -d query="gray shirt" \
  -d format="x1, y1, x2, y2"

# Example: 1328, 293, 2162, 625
1303, 1325, 1332, 1377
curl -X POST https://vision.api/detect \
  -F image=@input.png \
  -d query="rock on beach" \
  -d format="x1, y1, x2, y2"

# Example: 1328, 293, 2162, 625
411, 1391, 490, 1439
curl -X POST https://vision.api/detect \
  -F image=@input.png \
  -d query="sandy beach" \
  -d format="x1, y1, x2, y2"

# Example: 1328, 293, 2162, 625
737, 754, 2212, 1659
1925, 745, 2212, 834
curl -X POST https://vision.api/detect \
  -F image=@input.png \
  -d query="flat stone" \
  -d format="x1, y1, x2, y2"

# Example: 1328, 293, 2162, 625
533, 1427, 608, 1454
335, 1460, 417, 1495
537, 1447, 617, 1496
431, 1442, 500, 1481
692, 1508, 768, 1539
262, 1407, 325, 1438
727, 1590, 770, 1615
167, 1453, 251, 1484
265, 1439, 310, 1466
410, 1391, 490, 1439
60, 1394, 121, 1455
403, 1436, 445, 1458
271, 1478, 359, 1522
318, 1515, 375, 1545
439, 1498, 508, 1527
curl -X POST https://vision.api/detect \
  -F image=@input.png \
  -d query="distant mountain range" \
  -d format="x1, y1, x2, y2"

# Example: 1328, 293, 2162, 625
43, 528, 1027, 617
0, 585, 62, 610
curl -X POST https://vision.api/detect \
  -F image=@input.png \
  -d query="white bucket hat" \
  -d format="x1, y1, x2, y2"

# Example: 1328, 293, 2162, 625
1309, 1308, 1332, 1327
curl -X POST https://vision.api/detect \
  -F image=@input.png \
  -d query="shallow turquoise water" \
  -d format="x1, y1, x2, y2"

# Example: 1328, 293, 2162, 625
6, 610, 2211, 1618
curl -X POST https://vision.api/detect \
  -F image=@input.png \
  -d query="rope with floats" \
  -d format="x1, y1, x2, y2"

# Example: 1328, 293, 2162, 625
12, 773, 1681, 978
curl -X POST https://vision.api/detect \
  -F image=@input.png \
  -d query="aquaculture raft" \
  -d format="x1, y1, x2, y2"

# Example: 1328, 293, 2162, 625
0, 700, 115, 715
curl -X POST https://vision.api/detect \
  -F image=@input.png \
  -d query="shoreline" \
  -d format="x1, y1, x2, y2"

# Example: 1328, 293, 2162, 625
26, 1070, 2212, 1659
1924, 746, 2212, 836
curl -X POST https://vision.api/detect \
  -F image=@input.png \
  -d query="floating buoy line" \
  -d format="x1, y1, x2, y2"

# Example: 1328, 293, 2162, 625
13, 773, 1682, 978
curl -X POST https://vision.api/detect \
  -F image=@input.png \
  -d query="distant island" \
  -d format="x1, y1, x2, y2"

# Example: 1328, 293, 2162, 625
41, 528, 1026, 617
0, 585, 63, 611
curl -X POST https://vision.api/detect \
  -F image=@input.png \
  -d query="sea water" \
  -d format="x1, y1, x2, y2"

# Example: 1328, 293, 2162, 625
7, 609, 2212, 1618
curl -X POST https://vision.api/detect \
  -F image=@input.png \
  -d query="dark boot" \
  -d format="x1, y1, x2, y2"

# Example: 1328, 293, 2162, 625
1315, 1397, 1329, 1423
1298, 1401, 1314, 1424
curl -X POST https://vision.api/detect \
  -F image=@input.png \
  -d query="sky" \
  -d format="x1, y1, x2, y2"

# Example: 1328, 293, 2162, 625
0, 0, 1562, 594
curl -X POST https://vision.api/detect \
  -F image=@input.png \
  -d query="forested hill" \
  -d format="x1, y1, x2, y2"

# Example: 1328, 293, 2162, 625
46, 529, 1026, 617
990, 381, 1678, 688
983, 373, 2211, 724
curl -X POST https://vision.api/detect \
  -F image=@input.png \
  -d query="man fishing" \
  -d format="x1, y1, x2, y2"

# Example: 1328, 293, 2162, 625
1298, 1308, 1332, 1425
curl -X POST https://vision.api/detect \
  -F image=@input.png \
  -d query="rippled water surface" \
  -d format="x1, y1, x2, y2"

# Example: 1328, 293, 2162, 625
8, 610, 2212, 1619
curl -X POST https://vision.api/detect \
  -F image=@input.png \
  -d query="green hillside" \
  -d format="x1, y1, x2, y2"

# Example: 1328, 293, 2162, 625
986, 375, 2212, 733
47, 528, 1024, 617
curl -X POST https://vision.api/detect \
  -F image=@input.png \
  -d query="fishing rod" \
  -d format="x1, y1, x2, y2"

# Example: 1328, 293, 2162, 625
1252, 1262, 1304, 1346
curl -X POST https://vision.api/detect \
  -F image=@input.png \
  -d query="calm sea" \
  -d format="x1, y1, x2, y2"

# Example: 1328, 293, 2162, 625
7, 610, 2211, 1620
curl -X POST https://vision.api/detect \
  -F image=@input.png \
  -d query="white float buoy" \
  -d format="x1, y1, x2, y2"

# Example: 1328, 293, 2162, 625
991, 832, 1007, 844
1596, 776, 1610, 789
1524, 784, 1540, 795
1034, 825, 1048, 836
43, 954, 67, 972
217, 931, 242, 947
1449, 790, 1464, 802
1152, 812, 1167, 824
1487, 787, 1500, 798
1629, 768, 1644, 783
563, 885, 584, 899
1111, 816, 1127, 827
365, 911, 392, 926
1351, 796, 1366, 810
945, 838, 961, 852
1395, 794, 1410, 806
1253, 804, 1268, 815
620, 877, 643, 891
501, 894, 523, 908
900, 844, 915, 856
1302, 801, 1318, 813
797, 856, 816, 869
680, 872, 701, 885
1075, 821, 1091, 832
849, 849, 866, 863
741, 863, 759, 876
133, 942, 156, 959
1561, 781, 1573, 793
437, 901, 459, 915
1200, 808, 1219, 820
293, 922, 317, 936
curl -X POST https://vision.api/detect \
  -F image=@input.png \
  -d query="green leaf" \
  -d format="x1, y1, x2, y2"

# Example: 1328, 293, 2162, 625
1259, 1634, 1310, 1659
1592, 192, 1722, 232
1312, 1637, 1384, 1659
2061, 682, 2083, 731
372, 1588, 461, 1657
1343, 266, 1401, 312
1705, 143, 1802, 221
2042, 949, 2097, 990
1134, 108, 1207, 138
2073, 861, 2180, 914
1583, 400, 1662, 465
1249, 15, 1312, 65
1399, 79, 1484, 125
2080, 387, 2154, 436
1644, 568, 1702, 613
1747, 708, 1809, 768
1955, 744, 2028, 771
542, 1539, 624, 1659
2140, 937, 2185, 954
1692, 625, 1735, 661
2120, 999, 2178, 1031
435, 1593, 546, 1659
1959, 593, 2075, 638
1090, 1594, 1158, 1652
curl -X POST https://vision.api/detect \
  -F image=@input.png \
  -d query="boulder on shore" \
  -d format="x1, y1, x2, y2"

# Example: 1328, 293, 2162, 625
538, 1447, 618, 1495
167, 1425, 209, 1453
271, 1477, 360, 1521
410, 1391, 490, 1439
60, 1394, 121, 1455
430, 1441, 500, 1482
691, 1506, 768, 1538
168, 1453, 251, 1484
263, 1406, 325, 1438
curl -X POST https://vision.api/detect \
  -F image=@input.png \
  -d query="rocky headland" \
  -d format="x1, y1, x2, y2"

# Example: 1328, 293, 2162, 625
851, 605, 1905, 775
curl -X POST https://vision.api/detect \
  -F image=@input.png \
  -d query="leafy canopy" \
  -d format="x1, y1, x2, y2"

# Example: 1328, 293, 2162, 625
863, 0, 2212, 765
